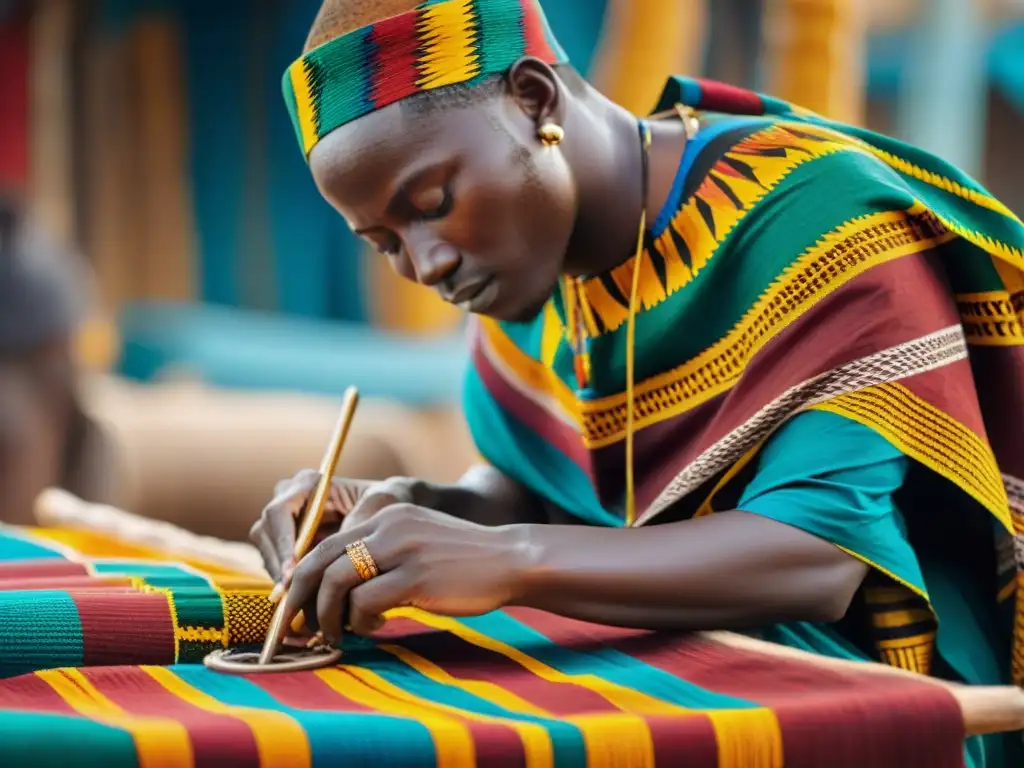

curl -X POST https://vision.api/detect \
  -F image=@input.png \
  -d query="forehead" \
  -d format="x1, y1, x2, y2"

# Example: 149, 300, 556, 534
308, 99, 506, 201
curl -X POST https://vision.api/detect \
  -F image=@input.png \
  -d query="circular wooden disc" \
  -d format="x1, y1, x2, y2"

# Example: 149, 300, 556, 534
204, 647, 342, 675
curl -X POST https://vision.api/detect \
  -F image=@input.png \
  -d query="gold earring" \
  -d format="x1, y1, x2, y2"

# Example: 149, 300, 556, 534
538, 123, 564, 147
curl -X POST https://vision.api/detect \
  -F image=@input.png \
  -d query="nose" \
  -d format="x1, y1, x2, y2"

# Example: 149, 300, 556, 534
405, 236, 461, 287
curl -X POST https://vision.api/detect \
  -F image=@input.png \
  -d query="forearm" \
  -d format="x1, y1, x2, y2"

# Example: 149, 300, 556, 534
427, 464, 549, 527
508, 510, 868, 631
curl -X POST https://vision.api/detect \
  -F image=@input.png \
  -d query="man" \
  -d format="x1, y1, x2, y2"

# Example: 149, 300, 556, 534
0, 195, 114, 525
251, 2, 1024, 763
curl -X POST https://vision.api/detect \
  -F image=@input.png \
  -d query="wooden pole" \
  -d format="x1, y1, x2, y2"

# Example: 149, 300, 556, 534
762, 0, 868, 124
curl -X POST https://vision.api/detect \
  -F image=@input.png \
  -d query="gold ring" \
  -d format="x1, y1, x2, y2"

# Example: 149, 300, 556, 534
345, 539, 380, 582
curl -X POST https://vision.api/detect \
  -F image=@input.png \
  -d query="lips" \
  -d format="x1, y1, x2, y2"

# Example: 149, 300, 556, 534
445, 276, 498, 314
446, 277, 493, 306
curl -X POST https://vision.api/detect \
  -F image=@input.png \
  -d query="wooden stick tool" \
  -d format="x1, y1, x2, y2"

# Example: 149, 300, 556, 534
257, 386, 360, 665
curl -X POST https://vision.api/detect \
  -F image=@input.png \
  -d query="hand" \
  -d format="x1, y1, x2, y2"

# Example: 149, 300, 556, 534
249, 470, 432, 583
278, 504, 528, 645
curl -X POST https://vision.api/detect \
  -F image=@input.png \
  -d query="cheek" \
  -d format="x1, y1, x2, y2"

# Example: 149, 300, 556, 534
454, 158, 575, 265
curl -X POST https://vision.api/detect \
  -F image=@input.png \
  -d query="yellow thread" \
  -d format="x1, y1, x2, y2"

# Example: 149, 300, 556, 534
37, 669, 194, 768
289, 61, 319, 156
417, 0, 480, 89
142, 666, 311, 767
706, 708, 784, 768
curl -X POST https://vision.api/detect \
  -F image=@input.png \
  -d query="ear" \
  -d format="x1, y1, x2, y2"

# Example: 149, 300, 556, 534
506, 57, 564, 129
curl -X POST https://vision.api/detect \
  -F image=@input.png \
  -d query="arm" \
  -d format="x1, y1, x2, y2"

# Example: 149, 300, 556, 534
507, 511, 869, 630
420, 463, 552, 528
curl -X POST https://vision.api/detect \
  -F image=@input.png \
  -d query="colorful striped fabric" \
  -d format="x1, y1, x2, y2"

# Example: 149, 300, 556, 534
283, 0, 569, 157
0, 526, 978, 767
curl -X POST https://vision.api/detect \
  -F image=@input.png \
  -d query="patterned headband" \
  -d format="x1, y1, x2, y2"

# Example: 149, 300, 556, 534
283, 0, 569, 159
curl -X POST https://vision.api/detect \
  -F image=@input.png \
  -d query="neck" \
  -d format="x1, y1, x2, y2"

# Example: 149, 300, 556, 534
560, 88, 689, 279
560, 92, 645, 278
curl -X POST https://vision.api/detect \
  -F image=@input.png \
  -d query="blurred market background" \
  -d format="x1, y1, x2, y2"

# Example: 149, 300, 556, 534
1, 0, 1022, 539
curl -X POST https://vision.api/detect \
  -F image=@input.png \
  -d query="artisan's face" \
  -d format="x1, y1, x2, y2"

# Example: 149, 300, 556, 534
309, 84, 577, 322
0, 340, 74, 524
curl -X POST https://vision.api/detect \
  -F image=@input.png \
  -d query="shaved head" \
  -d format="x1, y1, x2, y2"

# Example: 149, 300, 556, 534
304, 0, 421, 50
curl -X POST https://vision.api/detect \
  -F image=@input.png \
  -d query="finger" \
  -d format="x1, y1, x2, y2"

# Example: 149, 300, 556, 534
348, 570, 411, 636
341, 490, 398, 532
250, 521, 284, 582
284, 522, 388, 625
315, 552, 365, 644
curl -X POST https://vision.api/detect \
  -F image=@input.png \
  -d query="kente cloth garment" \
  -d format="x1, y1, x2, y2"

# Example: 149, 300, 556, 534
463, 76, 1024, 695
0, 526, 981, 767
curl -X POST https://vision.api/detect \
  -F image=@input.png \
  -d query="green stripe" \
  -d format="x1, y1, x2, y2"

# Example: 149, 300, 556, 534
91, 562, 210, 586
464, 368, 618, 527
458, 612, 763, 711
475, 0, 526, 74
0, 711, 139, 768
0, 591, 84, 678
0, 530, 67, 562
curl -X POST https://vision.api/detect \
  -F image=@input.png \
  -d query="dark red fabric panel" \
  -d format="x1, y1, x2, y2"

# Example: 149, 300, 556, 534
74, 593, 177, 667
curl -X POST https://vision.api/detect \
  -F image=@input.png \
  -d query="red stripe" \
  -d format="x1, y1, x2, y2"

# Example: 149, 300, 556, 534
0, 561, 87, 580
81, 668, 261, 768
0, 674, 79, 715
507, 609, 964, 768
0, 576, 135, 591
693, 79, 765, 115
74, 593, 177, 667
519, 0, 554, 61
249, 670, 373, 712
370, 12, 422, 107
471, 331, 592, 477
377, 617, 620, 716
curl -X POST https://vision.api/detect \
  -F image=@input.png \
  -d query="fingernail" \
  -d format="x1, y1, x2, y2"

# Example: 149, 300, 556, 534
269, 584, 284, 603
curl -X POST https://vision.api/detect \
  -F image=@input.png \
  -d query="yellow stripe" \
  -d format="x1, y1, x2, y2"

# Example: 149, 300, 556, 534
37, 669, 193, 768
813, 383, 1012, 531
871, 608, 934, 629
289, 61, 319, 155
393, 609, 782, 767
317, 666, 478, 768
417, 0, 480, 89
380, 644, 551, 718
140, 666, 311, 767
957, 289, 1024, 347
538, 303, 563, 369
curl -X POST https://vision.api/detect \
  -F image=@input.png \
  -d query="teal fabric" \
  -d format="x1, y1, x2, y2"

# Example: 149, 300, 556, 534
117, 302, 468, 405
737, 409, 1012, 767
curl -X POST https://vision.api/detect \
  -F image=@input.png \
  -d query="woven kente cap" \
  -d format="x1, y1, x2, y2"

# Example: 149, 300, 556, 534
283, 0, 569, 159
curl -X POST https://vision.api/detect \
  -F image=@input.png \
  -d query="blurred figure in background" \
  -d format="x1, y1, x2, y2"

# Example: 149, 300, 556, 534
0, 194, 115, 524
